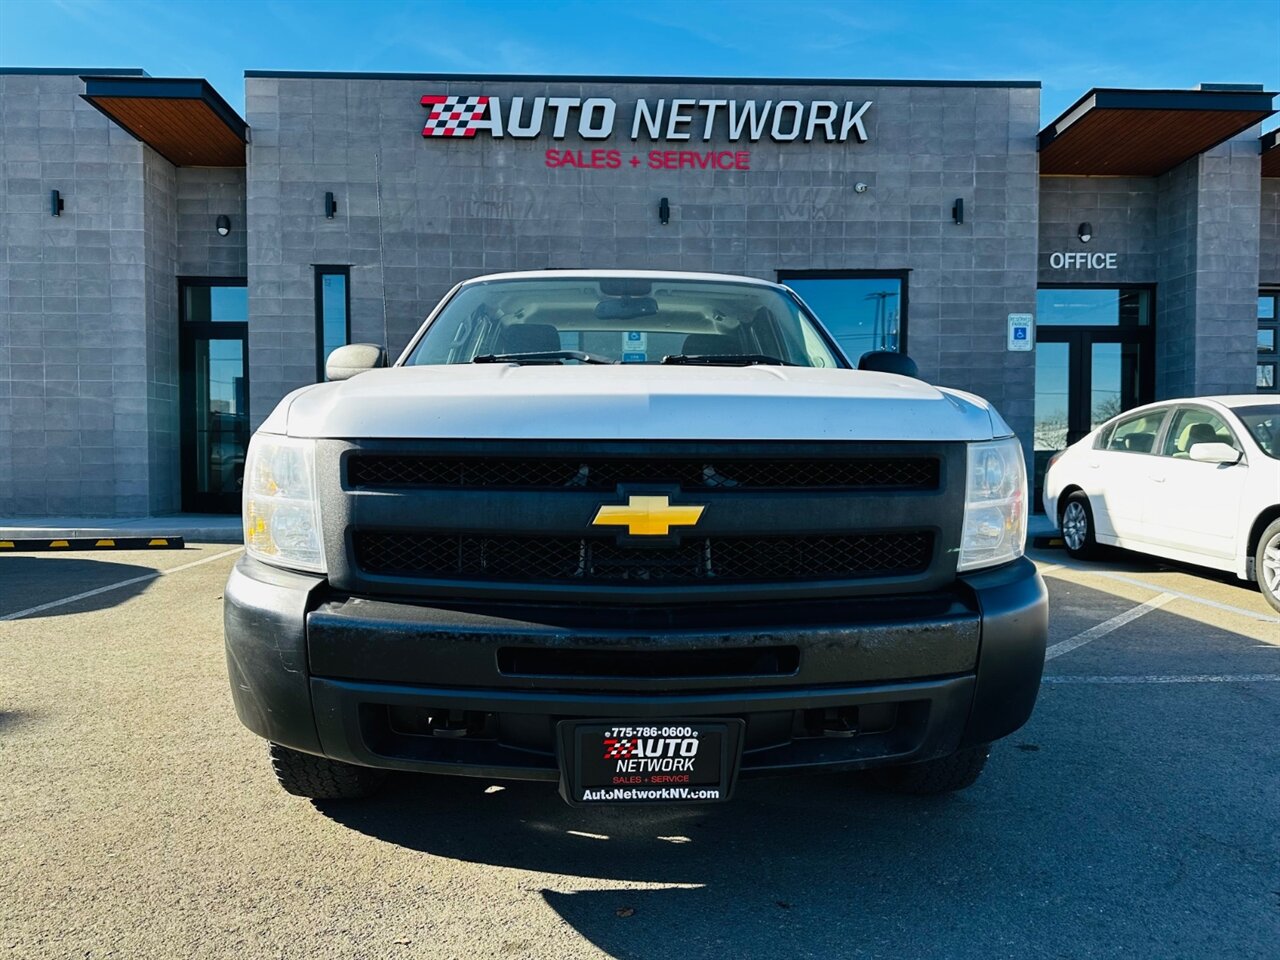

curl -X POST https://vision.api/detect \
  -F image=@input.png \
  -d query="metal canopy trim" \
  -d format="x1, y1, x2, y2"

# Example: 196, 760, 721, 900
80, 76, 248, 167
1038, 88, 1276, 177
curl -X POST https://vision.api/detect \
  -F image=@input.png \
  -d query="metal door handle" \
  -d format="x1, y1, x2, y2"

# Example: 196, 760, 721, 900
1149, 475, 1165, 483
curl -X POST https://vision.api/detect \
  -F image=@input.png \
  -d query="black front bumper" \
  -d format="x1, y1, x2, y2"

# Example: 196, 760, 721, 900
224, 557, 1047, 781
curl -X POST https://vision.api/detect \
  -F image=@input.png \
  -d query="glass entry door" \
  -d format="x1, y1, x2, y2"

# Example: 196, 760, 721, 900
180, 280, 249, 513
1032, 288, 1154, 507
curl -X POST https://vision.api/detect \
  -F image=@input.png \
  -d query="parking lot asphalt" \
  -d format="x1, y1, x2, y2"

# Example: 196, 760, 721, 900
1, 542, 1278, 959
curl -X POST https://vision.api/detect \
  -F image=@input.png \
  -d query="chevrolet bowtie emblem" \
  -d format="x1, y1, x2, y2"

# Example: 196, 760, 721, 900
591, 495, 706, 537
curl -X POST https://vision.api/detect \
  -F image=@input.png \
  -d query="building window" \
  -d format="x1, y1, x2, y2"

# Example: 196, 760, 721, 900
178, 278, 249, 513
777, 271, 908, 365
1031, 285, 1155, 509
1037, 287, 1151, 327
184, 283, 248, 323
315, 266, 351, 381
1259, 291, 1278, 393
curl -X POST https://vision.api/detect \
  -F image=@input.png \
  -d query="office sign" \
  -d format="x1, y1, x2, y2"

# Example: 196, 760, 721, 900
1048, 252, 1118, 270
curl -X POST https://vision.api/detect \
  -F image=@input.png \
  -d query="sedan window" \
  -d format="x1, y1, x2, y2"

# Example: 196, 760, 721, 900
1104, 410, 1167, 454
1234, 405, 1280, 460
1161, 408, 1241, 458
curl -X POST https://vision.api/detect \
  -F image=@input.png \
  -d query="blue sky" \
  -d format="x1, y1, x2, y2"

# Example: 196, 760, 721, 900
1, 0, 1277, 125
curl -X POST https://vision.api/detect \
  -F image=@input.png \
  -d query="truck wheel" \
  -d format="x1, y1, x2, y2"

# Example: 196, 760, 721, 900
1255, 519, 1280, 614
1060, 492, 1099, 560
268, 742, 386, 800
864, 744, 990, 794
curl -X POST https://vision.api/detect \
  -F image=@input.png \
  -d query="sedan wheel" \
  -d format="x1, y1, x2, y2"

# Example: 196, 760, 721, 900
1257, 520, 1280, 614
1061, 493, 1098, 560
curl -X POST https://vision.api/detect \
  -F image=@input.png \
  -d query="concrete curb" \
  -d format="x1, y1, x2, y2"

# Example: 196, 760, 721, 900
0, 515, 243, 545
1, 536, 185, 551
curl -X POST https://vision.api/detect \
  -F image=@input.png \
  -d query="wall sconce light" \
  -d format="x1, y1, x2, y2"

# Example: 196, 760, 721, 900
50, 189, 64, 217
215, 215, 231, 237
1078, 222, 1093, 243
853, 182, 869, 194
658, 197, 670, 225
324, 191, 338, 219
951, 198, 964, 224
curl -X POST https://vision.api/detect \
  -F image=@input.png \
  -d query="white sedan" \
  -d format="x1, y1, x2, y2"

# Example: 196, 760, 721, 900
1043, 395, 1280, 611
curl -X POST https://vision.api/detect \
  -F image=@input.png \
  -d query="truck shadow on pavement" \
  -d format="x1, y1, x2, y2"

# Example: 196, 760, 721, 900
0, 710, 35, 733
318, 725, 1277, 958
314, 581, 1280, 959
0, 556, 161, 619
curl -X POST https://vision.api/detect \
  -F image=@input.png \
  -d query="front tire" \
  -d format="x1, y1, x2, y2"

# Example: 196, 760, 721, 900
1060, 492, 1099, 560
863, 744, 990, 794
1255, 519, 1280, 614
269, 742, 387, 800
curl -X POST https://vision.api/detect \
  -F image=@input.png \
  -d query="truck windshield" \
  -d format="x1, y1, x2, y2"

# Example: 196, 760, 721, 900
403, 277, 845, 368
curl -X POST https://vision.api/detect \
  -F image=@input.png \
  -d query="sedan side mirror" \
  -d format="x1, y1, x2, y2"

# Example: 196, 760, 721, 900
1188, 441, 1242, 465
325, 343, 387, 381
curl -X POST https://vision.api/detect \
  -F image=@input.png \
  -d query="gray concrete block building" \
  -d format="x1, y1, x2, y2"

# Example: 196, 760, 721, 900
2, 67, 1278, 517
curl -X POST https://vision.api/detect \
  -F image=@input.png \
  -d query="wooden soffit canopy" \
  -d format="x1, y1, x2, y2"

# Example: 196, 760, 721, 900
81, 76, 247, 167
1262, 128, 1280, 178
1039, 87, 1275, 177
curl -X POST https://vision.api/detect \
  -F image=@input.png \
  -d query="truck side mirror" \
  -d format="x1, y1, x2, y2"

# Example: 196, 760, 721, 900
858, 350, 919, 379
326, 343, 387, 381
1188, 441, 1242, 465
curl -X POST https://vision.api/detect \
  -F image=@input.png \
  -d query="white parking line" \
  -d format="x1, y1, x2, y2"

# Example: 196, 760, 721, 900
0, 547, 243, 622
1044, 592, 1177, 660
1043, 674, 1280, 684
1040, 565, 1280, 625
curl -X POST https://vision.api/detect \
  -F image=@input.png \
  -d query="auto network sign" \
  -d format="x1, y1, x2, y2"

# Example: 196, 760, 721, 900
420, 94, 873, 170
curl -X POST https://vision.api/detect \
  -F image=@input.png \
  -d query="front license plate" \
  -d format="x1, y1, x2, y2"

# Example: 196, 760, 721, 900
557, 719, 745, 805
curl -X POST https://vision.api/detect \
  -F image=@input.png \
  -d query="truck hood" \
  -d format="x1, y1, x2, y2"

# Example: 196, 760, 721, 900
271, 364, 1002, 442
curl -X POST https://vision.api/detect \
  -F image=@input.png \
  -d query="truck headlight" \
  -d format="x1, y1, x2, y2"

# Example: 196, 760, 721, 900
957, 437, 1027, 572
243, 434, 326, 573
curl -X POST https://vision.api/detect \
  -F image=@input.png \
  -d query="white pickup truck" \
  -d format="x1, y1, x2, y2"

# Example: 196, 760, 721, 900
225, 270, 1046, 806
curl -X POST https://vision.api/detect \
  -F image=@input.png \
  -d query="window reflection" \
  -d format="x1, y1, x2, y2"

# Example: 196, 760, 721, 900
180, 279, 248, 511
1034, 342, 1070, 453
316, 268, 350, 380
195, 339, 248, 497
784, 276, 904, 364
185, 285, 248, 323
1036, 288, 1149, 327
1259, 292, 1278, 394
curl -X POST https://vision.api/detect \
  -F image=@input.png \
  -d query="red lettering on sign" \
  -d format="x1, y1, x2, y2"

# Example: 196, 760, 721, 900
545, 149, 623, 169
644, 150, 753, 171
544, 150, 752, 172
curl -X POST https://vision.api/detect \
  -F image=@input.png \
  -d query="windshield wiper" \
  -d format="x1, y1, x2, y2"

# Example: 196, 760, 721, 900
472, 350, 618, 365
661, 354, 795, 367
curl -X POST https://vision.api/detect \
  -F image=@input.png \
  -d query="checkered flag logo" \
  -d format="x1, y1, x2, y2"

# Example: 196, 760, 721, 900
603, 738, 637, 760
421, 95, 490, 137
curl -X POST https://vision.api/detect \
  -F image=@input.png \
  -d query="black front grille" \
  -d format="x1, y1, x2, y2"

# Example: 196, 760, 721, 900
354, 531, 933, 584
347, 455, 939, 492
497, 645, 801, 678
